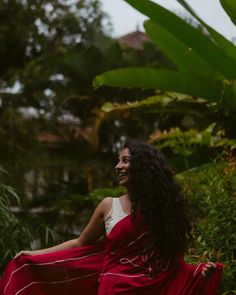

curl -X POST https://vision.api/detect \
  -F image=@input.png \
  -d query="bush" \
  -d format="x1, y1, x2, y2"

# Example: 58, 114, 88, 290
178, 158, 236, 293
0, 170, 60, 275
0, 177, 32, 273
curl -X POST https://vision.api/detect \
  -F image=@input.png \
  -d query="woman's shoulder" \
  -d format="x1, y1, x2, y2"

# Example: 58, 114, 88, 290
98, 197, 113, 218
100, 195, 124, 204
100, 196, 113, 206
99, 196, 125, 218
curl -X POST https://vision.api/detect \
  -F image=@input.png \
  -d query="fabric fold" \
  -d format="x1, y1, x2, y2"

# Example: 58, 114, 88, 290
0, 214, 223, 295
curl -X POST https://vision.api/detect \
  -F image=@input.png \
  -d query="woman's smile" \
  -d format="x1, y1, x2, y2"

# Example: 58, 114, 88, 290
115, 148, 131, 186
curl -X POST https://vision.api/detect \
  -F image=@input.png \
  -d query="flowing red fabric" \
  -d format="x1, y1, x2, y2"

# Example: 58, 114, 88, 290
0, 214, 223, 295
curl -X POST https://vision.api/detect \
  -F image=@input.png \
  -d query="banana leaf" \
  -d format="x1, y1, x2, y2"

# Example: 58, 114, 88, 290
125, 0, 236, 79
144, 20, 220, 78
220, 0, 236, 26
176, 0, 236, 62
94, 68, 236, 111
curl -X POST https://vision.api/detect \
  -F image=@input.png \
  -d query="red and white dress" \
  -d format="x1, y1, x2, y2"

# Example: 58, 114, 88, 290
0, 198, 223, 295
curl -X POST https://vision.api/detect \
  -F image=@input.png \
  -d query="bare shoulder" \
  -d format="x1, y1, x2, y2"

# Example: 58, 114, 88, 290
97, 196, 113, 217
100, 196, 113, 205
119, 194, 128, 200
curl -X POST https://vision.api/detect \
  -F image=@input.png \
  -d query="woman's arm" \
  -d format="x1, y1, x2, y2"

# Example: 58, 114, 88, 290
76, 196, 112, 246
14, 239, 80, 258
15, 197, 112, 258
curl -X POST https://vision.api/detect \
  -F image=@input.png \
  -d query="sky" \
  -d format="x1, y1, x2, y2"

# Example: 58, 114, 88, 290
101, 0, 236, 41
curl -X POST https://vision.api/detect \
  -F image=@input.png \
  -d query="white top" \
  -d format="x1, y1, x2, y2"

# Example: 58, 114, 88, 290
105, 198, 128, 235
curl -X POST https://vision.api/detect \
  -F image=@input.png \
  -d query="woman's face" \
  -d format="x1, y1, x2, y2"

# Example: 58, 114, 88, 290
115, 148, 131, 187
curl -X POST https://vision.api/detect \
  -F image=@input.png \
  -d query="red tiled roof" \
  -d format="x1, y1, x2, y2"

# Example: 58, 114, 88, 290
118, 31, 150, 50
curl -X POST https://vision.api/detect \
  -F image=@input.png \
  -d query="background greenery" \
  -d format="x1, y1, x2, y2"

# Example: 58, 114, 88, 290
0, 0, 236, 293
179, 158, 236, 294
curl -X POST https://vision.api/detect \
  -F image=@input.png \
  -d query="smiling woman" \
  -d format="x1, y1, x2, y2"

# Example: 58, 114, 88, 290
115, 147, 131, 186
0, 139, 223, 295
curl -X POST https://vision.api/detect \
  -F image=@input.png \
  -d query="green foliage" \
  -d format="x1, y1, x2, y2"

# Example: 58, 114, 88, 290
101, 93, 173, 113
0, 0, 118, 225
176, 0, 236, 63
0, 171, 60, 274
178, 159, 236, 293
0, 0, 163, 203
0, 176, 32, 272
144, 19, 219, 78
125, 0, 236, 78
0, 0, 169, 258
94, 0, 236, 113
94, 68, 236, 110
220, 0, 236, 26
150, 124, 236, 161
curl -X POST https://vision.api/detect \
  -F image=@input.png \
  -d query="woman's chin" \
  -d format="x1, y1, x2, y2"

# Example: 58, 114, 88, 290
119, 179, 128, 187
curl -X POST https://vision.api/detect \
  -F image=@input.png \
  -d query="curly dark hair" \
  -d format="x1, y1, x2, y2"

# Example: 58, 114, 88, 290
123, 139, 192, 258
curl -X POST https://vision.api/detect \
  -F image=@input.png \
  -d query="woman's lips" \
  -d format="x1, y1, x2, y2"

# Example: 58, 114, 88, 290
118, 172, 128, 181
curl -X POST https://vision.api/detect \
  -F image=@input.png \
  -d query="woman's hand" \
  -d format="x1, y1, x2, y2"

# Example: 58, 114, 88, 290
14, 250, 38, 259
201, 262, 217, 277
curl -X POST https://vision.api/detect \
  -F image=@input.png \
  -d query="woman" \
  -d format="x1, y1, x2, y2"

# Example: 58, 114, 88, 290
0, 140, 222, 294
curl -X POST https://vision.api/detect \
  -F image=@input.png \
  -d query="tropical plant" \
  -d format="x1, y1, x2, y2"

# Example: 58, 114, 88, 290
0, 170, 31, 273
93, 0, 236, 172
178, 155, 236, 293
94, 0, 236, 121
148, 123, 236, 171
94, 0, 236, 149
0, 169, 60, 274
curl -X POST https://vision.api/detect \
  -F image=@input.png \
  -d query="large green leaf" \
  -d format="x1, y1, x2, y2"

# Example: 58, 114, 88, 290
94, 68, 236, 111
125, 0, 236, 79
220, 0, 236, 25
144, 20, 220, 78
176, 0, 236, 63
206, 29, 236, 62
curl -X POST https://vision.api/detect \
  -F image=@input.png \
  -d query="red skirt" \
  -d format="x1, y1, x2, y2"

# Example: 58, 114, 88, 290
0, 215, 223, 294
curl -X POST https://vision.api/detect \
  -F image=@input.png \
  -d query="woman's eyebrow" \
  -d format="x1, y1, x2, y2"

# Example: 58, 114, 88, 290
121, 155, 131, 160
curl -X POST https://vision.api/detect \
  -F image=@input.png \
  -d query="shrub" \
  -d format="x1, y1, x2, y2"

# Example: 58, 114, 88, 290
0, 177, 32, 273
178, 158, 236, 293
0, 170, 59, 274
